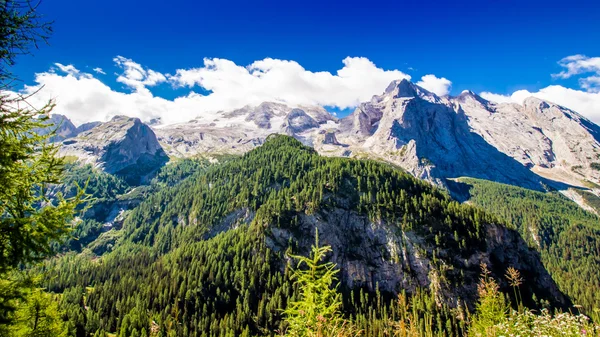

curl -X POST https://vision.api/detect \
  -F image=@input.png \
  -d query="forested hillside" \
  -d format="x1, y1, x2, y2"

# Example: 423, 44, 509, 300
450, 178, 600, 312
3, 1, 600, 336
39, 135, 573, 336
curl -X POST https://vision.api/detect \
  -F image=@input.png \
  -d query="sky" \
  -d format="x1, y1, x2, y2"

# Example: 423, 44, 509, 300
10, 0, 600, 125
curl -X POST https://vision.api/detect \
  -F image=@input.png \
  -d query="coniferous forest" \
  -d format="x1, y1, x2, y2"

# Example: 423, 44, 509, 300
26, 135, 600, 336
2, 1, 600, 336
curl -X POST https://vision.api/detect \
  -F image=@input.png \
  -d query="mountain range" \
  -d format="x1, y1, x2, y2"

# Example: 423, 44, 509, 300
51, 79, 600, 211
40, 80, 600, 335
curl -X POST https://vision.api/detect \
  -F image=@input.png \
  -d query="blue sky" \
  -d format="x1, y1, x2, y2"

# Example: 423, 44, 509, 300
12, 0, 600, 124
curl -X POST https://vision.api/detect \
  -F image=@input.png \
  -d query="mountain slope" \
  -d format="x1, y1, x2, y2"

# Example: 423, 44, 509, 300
330, 79, 600, 192
45, 135, 569, 336
59, 115, 169, 184
153, 102, 336, 157
50, 80, 600, 199
448, 177, 600, 311
454, 92, 600, 187
35, 114, 78, 142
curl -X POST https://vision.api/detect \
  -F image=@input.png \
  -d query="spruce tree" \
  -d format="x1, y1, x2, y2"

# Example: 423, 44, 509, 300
282, 228, 356, 337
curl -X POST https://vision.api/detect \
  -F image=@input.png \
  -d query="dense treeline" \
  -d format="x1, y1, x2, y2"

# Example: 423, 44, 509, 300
4, 1, 598, 335
42, 135, 552, 336
456, 178, 600, 313
52, 158, 215, 253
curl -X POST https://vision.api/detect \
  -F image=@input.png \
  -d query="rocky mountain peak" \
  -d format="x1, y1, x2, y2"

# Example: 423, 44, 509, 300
60, 116, 168, 184
522, 96, 550, 109
53, 81, 600, 201
35, 114, 78, 142
283, 108, 320, 134
455, 90, 489, 106
385, 79, 414, 96
382, 79, 443, 106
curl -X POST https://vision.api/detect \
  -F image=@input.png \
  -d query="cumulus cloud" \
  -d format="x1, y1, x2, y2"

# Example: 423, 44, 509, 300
17, 64, 178, 125
169, 57, 410, 108
15, 56, 410, 125
93, 67, 106, 75
416, 74, 452, 96
113, 56, 167, 93
54, 63, 87, 77
553, 54, 600, 92
481, 85, 600, 124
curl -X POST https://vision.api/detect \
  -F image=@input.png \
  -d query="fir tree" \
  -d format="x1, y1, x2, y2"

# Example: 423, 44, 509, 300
282, 228, 356, 337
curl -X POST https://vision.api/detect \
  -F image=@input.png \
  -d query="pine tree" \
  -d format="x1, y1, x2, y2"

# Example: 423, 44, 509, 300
0, 0, 84, 331
10, 288, 69, 337
282, 228, 356, 337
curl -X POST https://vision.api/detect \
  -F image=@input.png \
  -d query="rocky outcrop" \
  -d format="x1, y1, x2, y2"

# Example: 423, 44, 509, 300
245, 102, 289, 129
336, 80, 547, 190
264, 206, 568, 310
55, 81, 600, 197
60, 116, 168, 184
154, 103, 336, 157
322, 130, 341, 145
454, 93, 600, 187
329, 79, 600, 191
75, 121, 101, 134
36, 114, 78, 142
36, 114, 102, 142
283, 108, 320, 134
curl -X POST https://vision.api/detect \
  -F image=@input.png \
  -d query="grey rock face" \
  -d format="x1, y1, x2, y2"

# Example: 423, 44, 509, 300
336, 80, 546, 190
322, 131, 341, 145
154, 102, 337, 158
456, 94, 600, 187
283, 108, 320, 134
245, 102, 289, 129
75, 121, 101, 134
264, 206, 568, 309
333, 79, 600, 191
60, 116, 168, 184
57, 80, 600, 196
36, 114, 102, 142
36, 114, 78, 142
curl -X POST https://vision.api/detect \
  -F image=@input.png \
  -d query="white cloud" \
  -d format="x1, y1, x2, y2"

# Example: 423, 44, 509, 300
113, 56, 167, 93
481, 85, 600, 124
581, 76, 600, 92
54, 63, 89, 78
93, 67, 106, 75
169, 56, 410, 109
416, 74, 452, 96
17, 64, 178, 125
15, 56, 410, 125
553, 54, 600, 92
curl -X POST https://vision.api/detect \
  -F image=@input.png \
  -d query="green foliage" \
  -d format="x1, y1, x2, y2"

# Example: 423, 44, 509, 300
468, 265, 507, 337
0, 0, 53, 86
469, 265, 600, 337
283, 229, 355, 337
7, 286, 69, 337
573, 188, 600, 214
41, 135, 514, 336
456, 178, 600, 312
591, 163, 600, 171
150, 157, 212, 188
0, 3, 85, 332
0, 106, 84, 273
0, 102, 85, 331
61, 164, 129, 203
56, 164, 128, 251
